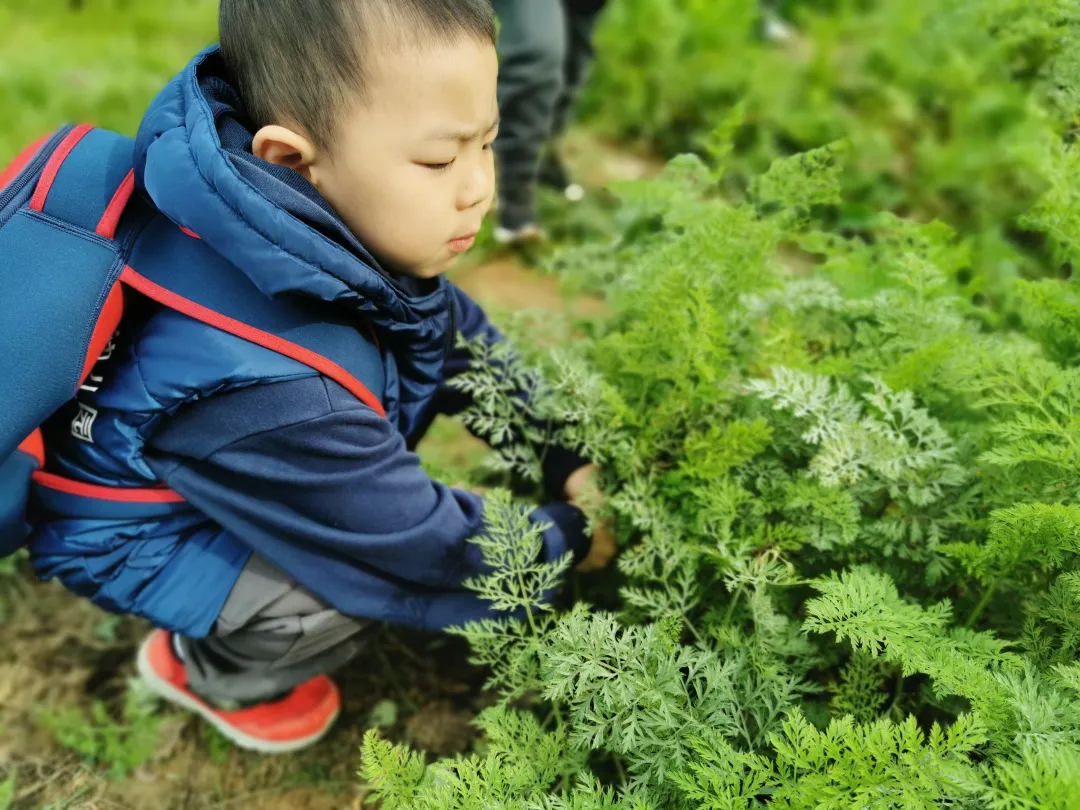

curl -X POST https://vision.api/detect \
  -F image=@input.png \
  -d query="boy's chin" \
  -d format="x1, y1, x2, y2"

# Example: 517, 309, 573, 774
377, 253, 456, 282
402, 255, 458, 280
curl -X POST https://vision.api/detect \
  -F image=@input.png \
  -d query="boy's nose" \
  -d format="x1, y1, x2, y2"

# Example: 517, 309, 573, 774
458, 161, 494, 211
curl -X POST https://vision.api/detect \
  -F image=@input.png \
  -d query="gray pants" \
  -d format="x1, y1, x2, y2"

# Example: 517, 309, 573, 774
178, 555, 371, 707
492, 0, 609, 229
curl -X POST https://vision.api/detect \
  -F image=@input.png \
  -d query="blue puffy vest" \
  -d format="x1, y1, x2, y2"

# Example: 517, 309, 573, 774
1, 48, 456, 636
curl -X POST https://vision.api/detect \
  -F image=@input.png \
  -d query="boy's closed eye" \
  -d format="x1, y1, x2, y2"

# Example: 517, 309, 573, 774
419, 139, 495, 173
416, 119, 499, 172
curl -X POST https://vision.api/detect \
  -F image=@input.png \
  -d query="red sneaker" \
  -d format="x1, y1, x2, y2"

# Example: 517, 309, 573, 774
136, 629, 340, 753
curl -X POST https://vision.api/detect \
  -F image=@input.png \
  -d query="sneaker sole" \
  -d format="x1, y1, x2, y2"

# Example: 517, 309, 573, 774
493, 226, 547, 246
564, 184, 586, 203
136, 636, 339, 754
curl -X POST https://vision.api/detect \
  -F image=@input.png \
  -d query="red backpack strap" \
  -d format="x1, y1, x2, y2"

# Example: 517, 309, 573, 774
118, 267, 387, 419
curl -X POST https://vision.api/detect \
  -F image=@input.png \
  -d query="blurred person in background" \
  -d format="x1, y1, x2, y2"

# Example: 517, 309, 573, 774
490, 0, 608, 245
490, 0, 797, 246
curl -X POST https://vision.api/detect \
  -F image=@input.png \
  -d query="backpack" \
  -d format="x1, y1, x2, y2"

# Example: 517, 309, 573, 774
0, 125, 386, 558
0, 125, 135, 555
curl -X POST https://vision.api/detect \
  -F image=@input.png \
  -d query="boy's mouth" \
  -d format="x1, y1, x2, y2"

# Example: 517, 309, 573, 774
448, 233, 478, 254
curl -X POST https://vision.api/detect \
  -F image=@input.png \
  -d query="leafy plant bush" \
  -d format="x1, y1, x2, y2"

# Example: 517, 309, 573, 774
362, 130, 1080, 808
581, 0, 1080, 298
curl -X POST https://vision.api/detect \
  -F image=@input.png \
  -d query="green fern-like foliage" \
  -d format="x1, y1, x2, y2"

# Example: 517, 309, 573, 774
363, 23, 1080, 804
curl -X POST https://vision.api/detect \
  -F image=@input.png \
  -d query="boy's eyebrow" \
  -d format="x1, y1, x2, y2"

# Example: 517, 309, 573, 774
425, 114, 501, 142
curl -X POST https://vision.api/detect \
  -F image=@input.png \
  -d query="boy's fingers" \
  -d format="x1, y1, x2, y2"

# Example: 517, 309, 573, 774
574, 522, 618, 573
564, 463, 601, 503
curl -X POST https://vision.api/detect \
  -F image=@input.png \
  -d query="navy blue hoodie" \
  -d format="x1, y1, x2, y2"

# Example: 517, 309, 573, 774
30, 48, 589, 636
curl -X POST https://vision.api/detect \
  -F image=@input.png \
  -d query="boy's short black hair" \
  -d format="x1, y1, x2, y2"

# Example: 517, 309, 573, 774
220, 0, 496, 149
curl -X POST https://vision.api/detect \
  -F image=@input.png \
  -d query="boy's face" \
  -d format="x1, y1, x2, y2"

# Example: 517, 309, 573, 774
313, 38, 499, 279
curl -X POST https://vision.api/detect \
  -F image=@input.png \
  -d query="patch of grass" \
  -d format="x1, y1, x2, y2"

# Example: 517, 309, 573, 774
41, 784, 96, 810
36, 679, 164, 781
0, 770, 14, 810
0, 551, 29, 624
201, 725, 232, 767
0, 0, 218, 163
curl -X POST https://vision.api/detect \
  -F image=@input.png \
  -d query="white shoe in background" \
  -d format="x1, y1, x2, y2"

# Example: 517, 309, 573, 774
493, 223, 548, 246
764, 11, 797, 44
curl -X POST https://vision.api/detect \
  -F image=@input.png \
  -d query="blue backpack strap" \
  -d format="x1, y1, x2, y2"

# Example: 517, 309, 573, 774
0, 125, 135, 459
0, 126, 137, 553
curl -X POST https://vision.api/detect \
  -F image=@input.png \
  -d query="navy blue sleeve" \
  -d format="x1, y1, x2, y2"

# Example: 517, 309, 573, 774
440, 284, 592, 500
145, 377, 589, 617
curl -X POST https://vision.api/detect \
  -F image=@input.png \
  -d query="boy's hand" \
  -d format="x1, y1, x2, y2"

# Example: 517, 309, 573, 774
564, 464, 618, 573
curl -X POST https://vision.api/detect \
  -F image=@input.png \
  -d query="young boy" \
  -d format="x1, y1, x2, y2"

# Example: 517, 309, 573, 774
29, 0, 615, 753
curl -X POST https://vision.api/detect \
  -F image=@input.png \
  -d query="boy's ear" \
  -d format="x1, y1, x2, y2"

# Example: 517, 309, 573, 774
252, 125, 321, 185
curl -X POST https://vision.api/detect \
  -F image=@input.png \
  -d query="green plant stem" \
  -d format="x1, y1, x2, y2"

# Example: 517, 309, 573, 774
965, 575, 1004, 628
724, 587, 745, 625
684, 616, 705, 645
613, 755, 628, 786
554, 702, 572, 795
887, 669, 905, 721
